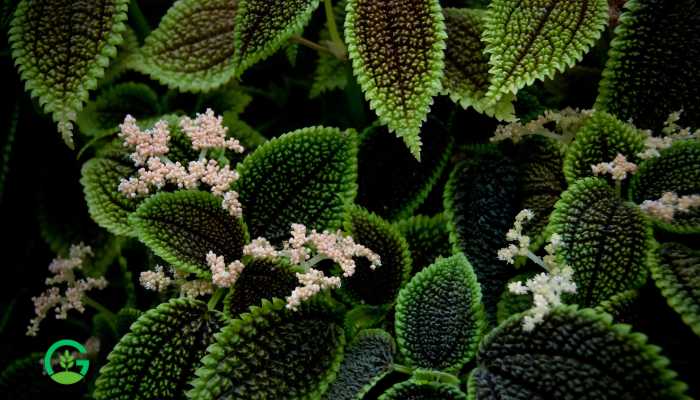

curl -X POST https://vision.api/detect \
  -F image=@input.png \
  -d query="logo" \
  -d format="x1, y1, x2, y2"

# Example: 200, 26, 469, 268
44, 339, 90, 385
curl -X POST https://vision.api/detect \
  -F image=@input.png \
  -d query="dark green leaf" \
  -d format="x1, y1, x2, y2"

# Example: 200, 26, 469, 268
130, 190, 249, 277
187, 298, 345, 400
379, 380, 467, 400
395, 253, 484, 372
394, 214, 453, 276
94, 298, 226, 400
469, 306, 690, 400
224, 257, 298, 317
236, 126, 357, 244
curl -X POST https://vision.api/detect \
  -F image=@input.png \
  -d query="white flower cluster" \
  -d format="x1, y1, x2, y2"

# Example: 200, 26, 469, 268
591, 153, 638, 181
138, 265, 213, 298
139, 265, 172, 292
490, 108, 593, 144
117, 110, 245, 217
639, 191, 700, 222
206, 251, 245, 288
637, 110, 699, 160
497, 209, 534, 264
27, 244, 108, 336
243, 223, 381, 310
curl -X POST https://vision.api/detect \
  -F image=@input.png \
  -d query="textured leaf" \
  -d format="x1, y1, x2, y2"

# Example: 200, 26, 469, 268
395, 253, 484, 372
482, 0, 608, 104
395, 214, 453, 276
130, 190, 249, 277
652, 242, 700, 337
131, 0, 238, 92
547, 178, 651, 306
224, 257, 298, 317
443, 147, 519, 323
630, 141, 700, 234
100, 27, 139, 87
595, 289, 641, 325
563, 111, 645, 185
468, 306, 690, 400
356, 121, 454, 221
343, 206, 413, 306
233, 0, 321, 77
345, 0, 447, 159
380, 380, 467, 400
596, 0, 700, 130
236, 126, 357, 244
187, 298, 345, 400
9, 0, 129, 147
441, 8, 514, 120
94, 298, 226, 400
76, 82, 160, 136
323, 329, 395, 400
81, 157, 141, 237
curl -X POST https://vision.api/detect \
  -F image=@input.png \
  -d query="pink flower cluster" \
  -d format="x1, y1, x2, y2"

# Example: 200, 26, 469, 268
640, 192, 700, 222
591, 153, 638, 181
207, 251, 245, 288
117, 110, 245, 217
27, 244, 108, 336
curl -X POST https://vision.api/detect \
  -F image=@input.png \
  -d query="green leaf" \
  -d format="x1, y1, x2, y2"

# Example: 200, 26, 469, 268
630, 141, 700, 234
547, 177, 651, 306
342, 206, 413, 306
131, 0, 238, 92
443, 147, 519, 323
76, 82, 160, 136
236, 126, 357, 244
651, 242, 700, 337
441, 8, 514, 120
81, 157, 141, 237
482, 0, 608, 105
322, 329, 395, 400
395, 214, 453, 276
380, 380, 467, 400
395, 253, 485, 372
596, 0, 700, 130
345, 0, 447, 159
233, 0, 321, 77
100, 27, 139, 87
595, 289, 641, 325
356, 121, 454, 221
468, 306, 690, 400
94, 298, 226, 400
563, 111, 645, 185
187, 298, 345, 400
130, 190, 249, 277
9, 0, 129, 147
224, 257, 298, 317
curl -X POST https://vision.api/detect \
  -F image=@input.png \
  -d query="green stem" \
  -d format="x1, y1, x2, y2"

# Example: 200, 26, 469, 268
290, 35, 333, 55
526, 251, 548, 272
615, 180, 622, 198
393, 364, 414, 375
83, 295, 116, 320
323, 0, 344, 48
208, 288, 226, 310
128, 0, 151, 43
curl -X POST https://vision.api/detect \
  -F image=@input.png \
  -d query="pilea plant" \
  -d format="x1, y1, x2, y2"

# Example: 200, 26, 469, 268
1, 0, 699, 399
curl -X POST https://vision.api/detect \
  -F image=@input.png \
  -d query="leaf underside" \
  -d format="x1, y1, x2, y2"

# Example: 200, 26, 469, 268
652, 242, 700, 337
343, 206, 413, 306
483, 0, 608, 104
345, 0, 447, 159
9, 0, 129, 147
547, 178, 650, 306
236, 126, 357, 244
94, 298, 225, 400
187, 298, 345, 400
470, 306, 689, 400
395, 253, 485, 372
132, 0, 238, 92
224, 258, 298, 317
130, 190, 249, 277
596, 0, 700, 130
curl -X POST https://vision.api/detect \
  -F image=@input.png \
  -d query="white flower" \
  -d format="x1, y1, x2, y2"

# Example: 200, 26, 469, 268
591, 153, 637, 181
640, 192, 700, 222
139, 265, 172, 292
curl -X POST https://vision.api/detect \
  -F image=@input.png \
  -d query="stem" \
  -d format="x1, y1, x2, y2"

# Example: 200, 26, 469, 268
290, 36, 333, 55
208, 288, 226, 310
526, 251, 548, 271
128, 0, 151, 43
323, 0, 344, 48
393, 364, 413, 375
615, 180, 622, 198
83, 296, 116, 320
300, 253, 328, 270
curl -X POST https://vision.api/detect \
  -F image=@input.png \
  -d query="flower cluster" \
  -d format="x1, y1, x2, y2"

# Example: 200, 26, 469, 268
27, 244, 108, 336
117, 110, 245, 217
497, 209, 534, 264
639, 192, 700, 222
138, 265, 213, 298
243, 223, 381, 310
637, 110, 700, 159
499, 211, 577, 331
207, 251, 245, 288
490, 108, 593, 144
591, 153, 638, 181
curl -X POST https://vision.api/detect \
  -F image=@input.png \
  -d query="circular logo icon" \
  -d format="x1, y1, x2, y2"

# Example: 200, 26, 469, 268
44, 339, 90, 385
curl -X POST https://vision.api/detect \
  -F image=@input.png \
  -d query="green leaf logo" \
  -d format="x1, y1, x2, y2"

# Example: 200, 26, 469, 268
44, 339, 90, 385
